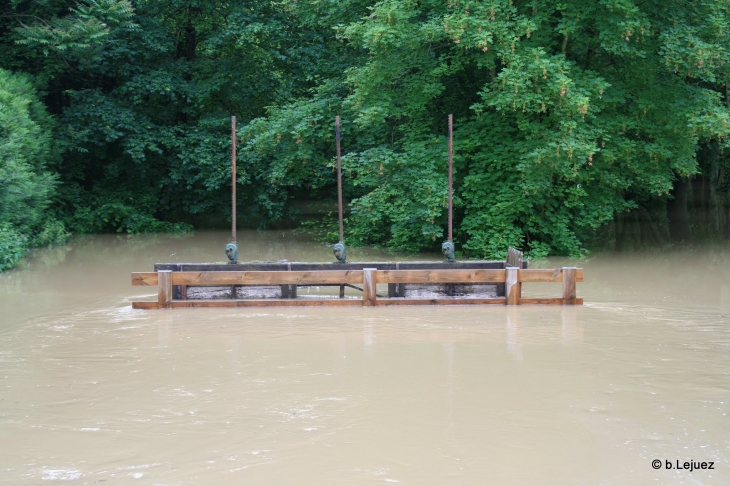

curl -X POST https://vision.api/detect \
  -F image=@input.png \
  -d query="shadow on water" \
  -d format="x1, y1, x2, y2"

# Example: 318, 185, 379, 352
587, 176, 730, 254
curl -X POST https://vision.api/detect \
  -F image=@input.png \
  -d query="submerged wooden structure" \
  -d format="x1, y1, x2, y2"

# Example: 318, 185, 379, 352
131, 257, 583, 309
131, 117, 584, 310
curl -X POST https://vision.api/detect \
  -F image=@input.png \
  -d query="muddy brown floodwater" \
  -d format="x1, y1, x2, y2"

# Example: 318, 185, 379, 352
1, 230, 729, 485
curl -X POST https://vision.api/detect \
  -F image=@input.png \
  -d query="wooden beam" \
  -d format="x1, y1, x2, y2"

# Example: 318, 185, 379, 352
505, 267, 519, 305
134, 299, 363, 308
374, 269, 506, 284
517, 268, 584, 282
562, 266, 577, 305
132, 272, 158, 286
363, 268, 377, 306
170, 270, 364, 286
519, 298, 583, 305
158, 270, 172, 309
376, 298, 506, 306
131, 297, 582, 309
132, 301, 159, 309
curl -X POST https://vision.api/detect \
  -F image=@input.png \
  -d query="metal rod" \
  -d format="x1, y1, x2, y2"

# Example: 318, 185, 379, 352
448, 114, 453, 242
336, 115, 344, 243
231, 116, 237, 243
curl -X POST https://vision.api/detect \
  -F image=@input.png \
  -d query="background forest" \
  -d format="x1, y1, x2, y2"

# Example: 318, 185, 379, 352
1, 0, 730, 270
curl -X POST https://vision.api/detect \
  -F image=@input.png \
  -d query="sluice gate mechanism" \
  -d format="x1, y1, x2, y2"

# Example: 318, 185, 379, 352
130, 116, 584, 309
131, 249, 584, 309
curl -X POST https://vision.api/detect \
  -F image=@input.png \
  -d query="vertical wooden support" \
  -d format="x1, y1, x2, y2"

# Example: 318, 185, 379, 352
388, 283, 396, 297
158, 270, 172, 309
180, 285, 187, 300
339, 284, 345, 298
363, 268, 377, 306
562, 267, 577, 305
505, 267, 520, 305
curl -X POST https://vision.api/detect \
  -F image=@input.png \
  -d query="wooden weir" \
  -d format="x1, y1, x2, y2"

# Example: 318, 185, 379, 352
131, 260, 583, 309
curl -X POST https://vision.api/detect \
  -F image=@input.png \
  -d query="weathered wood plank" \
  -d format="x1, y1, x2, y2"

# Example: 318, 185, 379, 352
169, 299, 363, 307
518, 298, 583, 305
158, 270, 172, 309
506, 247, 523, 268
396, 262, 506, 270
153, 261, 512, 271
505, 267, 520, 305
132, 297, 581, 308
170, 270, 364, 286
132, 301, 159, 309
562, 266, 577, 305
517, 268, 584, 282
363, 268, 377, 306
376, 298, 506, 306
374, 269, 506, 284
132, 272, 158, 286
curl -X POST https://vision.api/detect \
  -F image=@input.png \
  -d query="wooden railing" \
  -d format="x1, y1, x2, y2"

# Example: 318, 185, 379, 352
131, 267, 583, 309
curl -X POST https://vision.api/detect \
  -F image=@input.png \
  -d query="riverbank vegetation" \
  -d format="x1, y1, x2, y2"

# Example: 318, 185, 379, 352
1, 0, 729, 269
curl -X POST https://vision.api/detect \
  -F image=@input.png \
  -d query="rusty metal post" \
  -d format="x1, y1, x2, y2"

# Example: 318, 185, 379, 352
336, 115, 344, 244
231, 116, 237, 244
448, 114, 453, 242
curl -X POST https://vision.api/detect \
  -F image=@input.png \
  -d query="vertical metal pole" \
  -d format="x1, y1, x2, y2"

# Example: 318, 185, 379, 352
336, 115, 344, 244
448, 114, 453, 242
231, 116, 237, 243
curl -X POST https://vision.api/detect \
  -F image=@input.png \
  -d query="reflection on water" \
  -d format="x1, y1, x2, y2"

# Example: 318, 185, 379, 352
1, 231, 729, 484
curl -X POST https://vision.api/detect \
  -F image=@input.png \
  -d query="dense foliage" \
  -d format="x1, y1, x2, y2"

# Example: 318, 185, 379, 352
0, 68, 66, 270
1, 0, 730, 262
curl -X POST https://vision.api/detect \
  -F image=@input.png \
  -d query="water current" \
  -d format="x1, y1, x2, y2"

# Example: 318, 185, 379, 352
1, 230, 729, 484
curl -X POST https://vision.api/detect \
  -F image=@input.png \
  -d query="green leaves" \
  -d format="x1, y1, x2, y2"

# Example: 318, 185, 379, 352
0, 68, 66, 270
15, 0, 137, 55
3, 0, 730, 258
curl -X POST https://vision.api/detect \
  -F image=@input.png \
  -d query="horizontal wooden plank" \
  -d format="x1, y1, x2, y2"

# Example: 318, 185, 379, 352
132, 296, 583, 309
132, 301, 159, 309
136, 268, 580, 286
518, 298, 584, 305
170, 270, 364, 286
174, 299, 362, 307
395, 261, 509, 270
132, 272, 158, 286
377, 298, 506, 306
132, 299, 363, 308
375, 269, 506, 284
152, 261, 512, 272
517, 269, 584, 283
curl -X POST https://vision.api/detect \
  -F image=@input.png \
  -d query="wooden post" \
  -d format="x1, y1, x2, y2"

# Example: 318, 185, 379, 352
562, 267, 577, 305
363, 268, 377, 306
505, 266, 519, 305
388, 283, 396, 297
506, 247, 523, 300
339, 284, 345, 298
158, 270, 172, 309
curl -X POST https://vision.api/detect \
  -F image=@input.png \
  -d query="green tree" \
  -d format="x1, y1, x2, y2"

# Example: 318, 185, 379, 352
246, 0, 730, 257
0, 67, 65, 271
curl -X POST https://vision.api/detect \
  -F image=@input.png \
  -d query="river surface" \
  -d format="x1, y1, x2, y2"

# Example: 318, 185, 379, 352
1, 231, 729, 484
